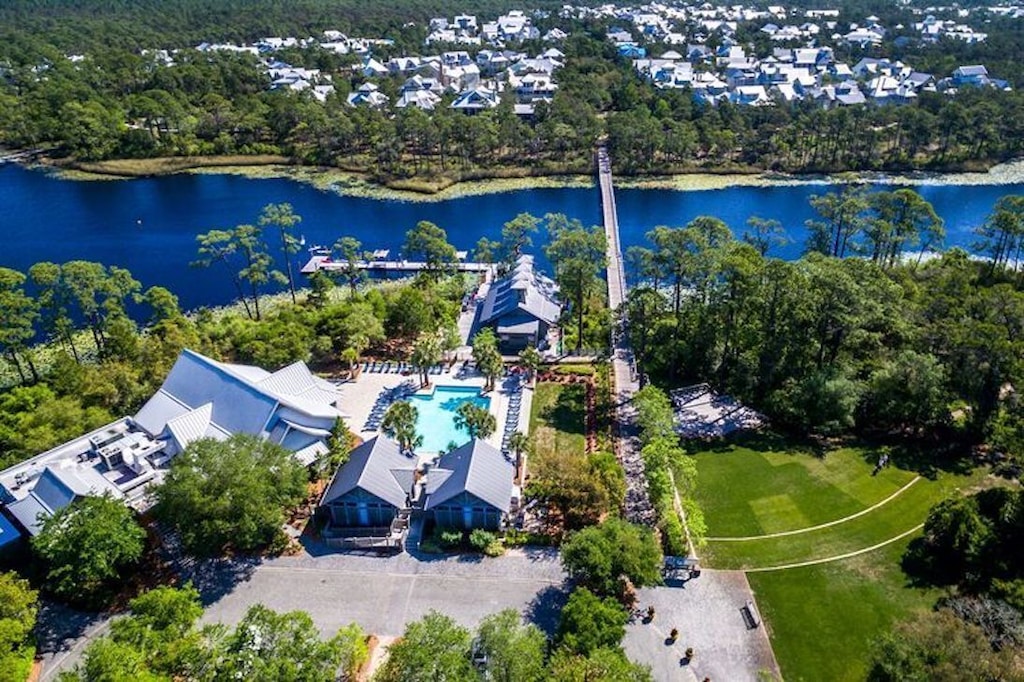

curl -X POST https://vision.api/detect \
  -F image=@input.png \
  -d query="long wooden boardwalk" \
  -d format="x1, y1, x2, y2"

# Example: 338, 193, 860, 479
598, 147, 656, 527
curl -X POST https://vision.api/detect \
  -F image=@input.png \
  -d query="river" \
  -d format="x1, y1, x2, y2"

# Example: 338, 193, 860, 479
0, 164, 1021, 311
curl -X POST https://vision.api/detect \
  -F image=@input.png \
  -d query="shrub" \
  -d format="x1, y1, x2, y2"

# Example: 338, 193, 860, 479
469, 529, 496, 552
438, 527, 464, 549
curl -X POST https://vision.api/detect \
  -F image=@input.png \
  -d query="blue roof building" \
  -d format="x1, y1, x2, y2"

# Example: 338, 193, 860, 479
0, 511, 21, 551
477, 254, 560, 352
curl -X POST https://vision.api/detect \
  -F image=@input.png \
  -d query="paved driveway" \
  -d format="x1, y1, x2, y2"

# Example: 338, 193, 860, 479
199, 544, 569, 638
39, 546, 779, 682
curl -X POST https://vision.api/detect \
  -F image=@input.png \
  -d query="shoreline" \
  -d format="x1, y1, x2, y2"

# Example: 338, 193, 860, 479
27, 156, 1024, 202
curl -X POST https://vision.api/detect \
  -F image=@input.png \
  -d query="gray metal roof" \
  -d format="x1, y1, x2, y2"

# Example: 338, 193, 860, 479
148, 351, 280, 437
165, 403, 214, 450
478, 254, 560, 329
320, 436, 415, 510
497, 320, 541, 336
424, 439, 514, 512
7, 495, 48, 536
6, 465, 118, 536
135, 349, 343, 445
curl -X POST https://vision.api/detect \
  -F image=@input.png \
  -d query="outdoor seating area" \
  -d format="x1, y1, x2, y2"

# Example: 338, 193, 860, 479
360, 360, 445, 375
363, 380, 418, 431
671, 384, 765, 439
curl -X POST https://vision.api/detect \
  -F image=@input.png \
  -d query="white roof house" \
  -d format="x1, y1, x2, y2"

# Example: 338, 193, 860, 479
0, 349, 347, 537
347, 82, 390, 108
451, 87, 499, 113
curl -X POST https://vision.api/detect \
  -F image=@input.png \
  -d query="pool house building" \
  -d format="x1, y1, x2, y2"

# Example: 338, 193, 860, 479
319, 436, 516, 541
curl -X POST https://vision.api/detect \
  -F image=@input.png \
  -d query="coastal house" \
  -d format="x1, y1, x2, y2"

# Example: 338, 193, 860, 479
477, 254, 560, 353
423, 439, 515, 531
319, 436, 415, 528
347, 82, 389, 108
0, 349, 347, 538
450, 87, 500, 113
396, 88, 441, 110
134, 349, 346, 464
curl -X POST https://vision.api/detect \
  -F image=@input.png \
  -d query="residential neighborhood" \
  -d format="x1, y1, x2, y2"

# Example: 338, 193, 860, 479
129, 2, 1013, 119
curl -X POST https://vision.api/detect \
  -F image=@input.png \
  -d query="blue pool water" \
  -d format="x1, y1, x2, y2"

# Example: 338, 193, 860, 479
410, 386, 491, 453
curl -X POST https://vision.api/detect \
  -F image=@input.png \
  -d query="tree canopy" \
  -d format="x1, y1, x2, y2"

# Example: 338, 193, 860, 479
0, 572, 38, 682
556, 587, 630, 656
61, 585, 367, 682
544, 214, 606, 352
561, 517, 663, 598
375, 611, 475, 682
154, 434, 307, 556
32, 493, 146, 603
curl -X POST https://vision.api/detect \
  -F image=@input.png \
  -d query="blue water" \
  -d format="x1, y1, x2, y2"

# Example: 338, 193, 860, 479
0, 164, 1021, 310
409, 385, 490, 453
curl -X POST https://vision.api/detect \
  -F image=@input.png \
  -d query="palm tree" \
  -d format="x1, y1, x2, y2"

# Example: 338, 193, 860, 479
472, 328, 504, 392
381, 401, 422, 453
507, 431, 530, 480
518, 345, 542, 383
411, 332, 442, 388
340, 346, 360, 379
454, 402, 497, 440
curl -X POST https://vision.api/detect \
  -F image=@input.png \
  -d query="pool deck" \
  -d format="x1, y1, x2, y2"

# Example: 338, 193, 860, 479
334, 364, 533, 454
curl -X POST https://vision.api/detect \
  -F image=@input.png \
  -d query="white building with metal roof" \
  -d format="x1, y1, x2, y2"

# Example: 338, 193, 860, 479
0, 349, 348, 538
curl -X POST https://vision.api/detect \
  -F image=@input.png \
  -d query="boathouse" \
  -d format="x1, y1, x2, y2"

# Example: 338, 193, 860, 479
477, 254, 560, 352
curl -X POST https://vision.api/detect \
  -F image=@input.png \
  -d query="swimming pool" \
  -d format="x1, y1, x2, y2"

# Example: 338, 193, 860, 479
409, 385, 492, 453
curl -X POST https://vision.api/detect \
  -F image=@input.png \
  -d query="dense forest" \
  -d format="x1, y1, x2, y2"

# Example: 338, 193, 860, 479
0, 0, 1022, 181
624, 190, 1024, 456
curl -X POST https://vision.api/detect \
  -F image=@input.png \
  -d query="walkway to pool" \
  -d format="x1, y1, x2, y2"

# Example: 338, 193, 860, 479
334, 362, 534, 456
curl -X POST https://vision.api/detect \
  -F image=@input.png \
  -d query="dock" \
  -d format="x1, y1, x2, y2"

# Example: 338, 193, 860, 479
301, 253, 493, 276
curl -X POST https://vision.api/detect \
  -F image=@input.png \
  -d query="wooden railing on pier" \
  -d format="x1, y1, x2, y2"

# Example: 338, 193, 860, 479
597, 146, 656, 528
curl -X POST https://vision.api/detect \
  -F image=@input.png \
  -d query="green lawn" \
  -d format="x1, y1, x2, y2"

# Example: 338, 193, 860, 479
705, 470, 972, 569
695, 443, 915, 538
687, 436, 989, 681
749, 538, 941, 682
528, 381, 586, 470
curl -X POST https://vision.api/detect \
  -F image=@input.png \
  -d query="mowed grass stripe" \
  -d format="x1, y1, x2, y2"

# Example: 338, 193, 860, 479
709, 476, 921, 541
695, 446, 915, 537
704, 472, 969, 570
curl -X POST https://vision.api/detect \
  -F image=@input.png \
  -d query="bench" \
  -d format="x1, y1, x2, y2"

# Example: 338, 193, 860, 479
741, 599, 761, 629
